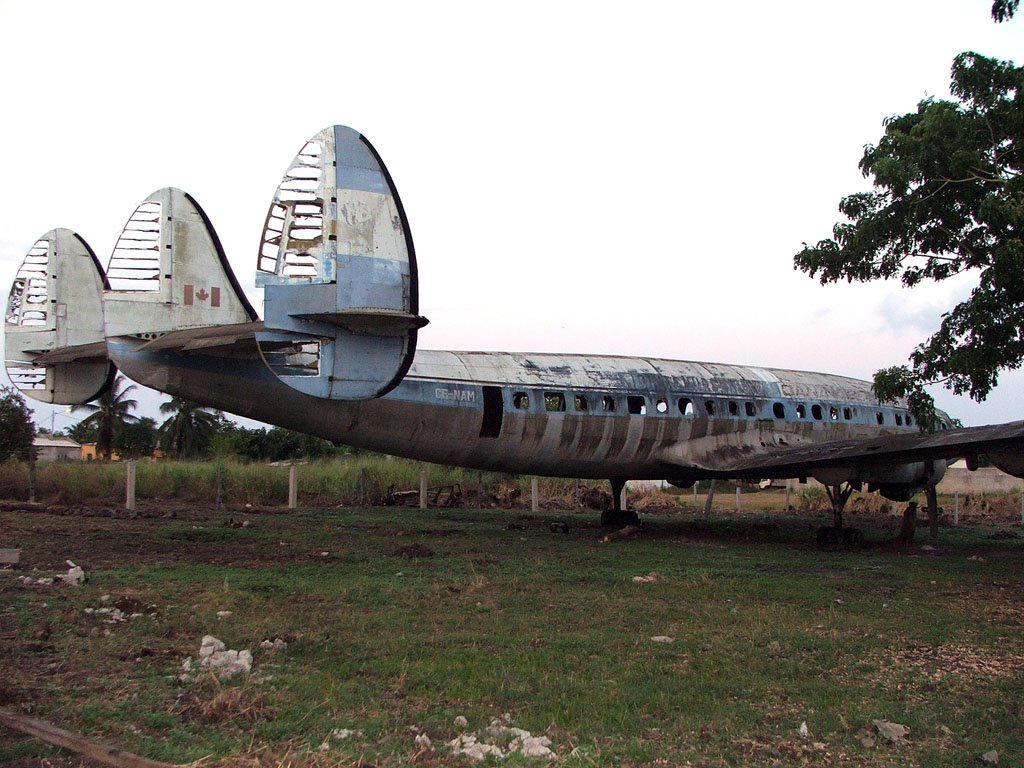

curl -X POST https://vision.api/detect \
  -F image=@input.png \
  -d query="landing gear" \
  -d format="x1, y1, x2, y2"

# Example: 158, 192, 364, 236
600, 477, 640, 527
815, 483, 863, 547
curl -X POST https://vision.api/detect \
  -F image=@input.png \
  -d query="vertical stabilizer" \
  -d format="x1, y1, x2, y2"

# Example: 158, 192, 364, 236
4, 229, 114, 404
255, 126, 427, 400
103, 188, 256, 340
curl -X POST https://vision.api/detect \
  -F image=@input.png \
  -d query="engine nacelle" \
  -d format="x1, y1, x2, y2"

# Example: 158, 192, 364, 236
812, 459, 947, 501
987, 451, 1024, 479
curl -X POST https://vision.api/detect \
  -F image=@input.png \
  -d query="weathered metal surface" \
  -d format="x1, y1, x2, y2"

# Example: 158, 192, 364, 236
256, 126, 425, 400
103, 188, 256, 340
4, 229, 113, 404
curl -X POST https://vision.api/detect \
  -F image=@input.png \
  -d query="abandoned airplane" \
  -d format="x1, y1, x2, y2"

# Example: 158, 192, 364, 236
6, 126, 1024, 530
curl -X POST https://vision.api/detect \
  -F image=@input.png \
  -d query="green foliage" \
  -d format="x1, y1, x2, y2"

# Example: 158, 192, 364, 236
71, 376, 138, 458
0, 386, 35, 461
795, 52, 1024, 418
115, 416, 158, 459
211, 422, 345, 462
992, 0, 1019, 22
158, 398, 220, 459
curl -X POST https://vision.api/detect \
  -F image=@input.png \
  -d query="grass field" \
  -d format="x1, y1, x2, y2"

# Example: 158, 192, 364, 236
2, 502, 1023, 767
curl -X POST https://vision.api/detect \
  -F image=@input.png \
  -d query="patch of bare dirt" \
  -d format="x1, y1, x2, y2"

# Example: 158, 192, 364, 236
868, 642, 1024, 684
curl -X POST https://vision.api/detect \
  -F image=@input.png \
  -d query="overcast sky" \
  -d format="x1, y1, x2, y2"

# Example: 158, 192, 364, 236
0, 0, 1021, 431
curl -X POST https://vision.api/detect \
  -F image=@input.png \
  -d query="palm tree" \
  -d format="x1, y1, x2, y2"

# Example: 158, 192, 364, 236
158, 397, 221, 459
71, 376, 138, 459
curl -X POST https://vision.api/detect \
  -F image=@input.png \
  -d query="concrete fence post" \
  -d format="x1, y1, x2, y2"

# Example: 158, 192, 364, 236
126, 460, 136, 512
419, 469, 427, 509
531, 477, 539, 513
735, 486, 741, 512
703, 480, 716, 515
953, 492, 959, 526
288, 463, 298, 509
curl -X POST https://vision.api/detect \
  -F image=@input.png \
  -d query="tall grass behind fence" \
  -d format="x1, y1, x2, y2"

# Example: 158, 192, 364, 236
0, 456, 587, 507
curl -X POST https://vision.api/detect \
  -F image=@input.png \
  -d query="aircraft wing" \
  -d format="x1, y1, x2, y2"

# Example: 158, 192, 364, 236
669, 421, 1024, 481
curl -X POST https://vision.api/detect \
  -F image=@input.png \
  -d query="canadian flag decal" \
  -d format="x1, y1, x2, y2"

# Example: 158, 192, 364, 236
184, 285, 222, 307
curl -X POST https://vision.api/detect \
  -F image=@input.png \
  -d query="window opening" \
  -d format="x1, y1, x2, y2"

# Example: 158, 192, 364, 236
811, 404, 823, 420
545, 392, 566, 412
679, 398, 694, 416
773, 402, 785, 419
513, 392, 529, 410
829, 406, 839, 421
602, 396, 616, 412
705, 400, 716, 416
876, 412, 884, 425
895, 413, 903, 426
906, 414, 914, 426
627, 396, 646, 415
728, 401, 739, 416
574, 394, 589, 412
745, 402, 756, 417
796, 404, 806, 418
843, 407, 852, 420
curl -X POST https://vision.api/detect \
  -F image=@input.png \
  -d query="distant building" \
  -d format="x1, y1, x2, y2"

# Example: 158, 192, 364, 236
79, 443, 165, 461
33, 435, 81, 461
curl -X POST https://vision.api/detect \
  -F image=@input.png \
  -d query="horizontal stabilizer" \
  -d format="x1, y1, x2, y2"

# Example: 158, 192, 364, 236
4, 229, 114, 404
255, 126, 426, 400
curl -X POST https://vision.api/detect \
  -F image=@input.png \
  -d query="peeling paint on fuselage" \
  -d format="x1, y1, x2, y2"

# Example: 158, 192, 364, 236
108, 341, 926, 481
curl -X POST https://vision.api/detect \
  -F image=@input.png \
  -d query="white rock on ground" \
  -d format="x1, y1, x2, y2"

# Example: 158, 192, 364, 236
650, 635, 674, 643
872, 719, 910, 744
453, 715, 468, 728
193, 635, 252, 679
61, 561, 85, 587
414, 733, 432, 749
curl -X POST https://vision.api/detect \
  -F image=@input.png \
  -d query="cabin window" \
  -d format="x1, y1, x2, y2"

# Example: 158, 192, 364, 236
773, 402, 785, 419
829, 406, 839, 421
811, 404, 823, 420
602, 396, 616, 412
876, 412, 884, 425
656, 398, 668, 413
679, 398, 694, 416
745, 402, 756, 417
843, 407, 852, 420
705, 400, 716, 416
574, 394, 589, 412
895, 413, 903, 426
796, 404, 806, 418
513, 392, 529, 410
628, 396, 646, 415
728, 401, 739, 416
906, 414, 914, 426
545, 392, 566, 412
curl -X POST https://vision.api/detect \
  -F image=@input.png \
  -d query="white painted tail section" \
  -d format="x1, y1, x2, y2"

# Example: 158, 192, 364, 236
255, 126, 427, 400
4, 229, 114, 404
103, 188, 256, 340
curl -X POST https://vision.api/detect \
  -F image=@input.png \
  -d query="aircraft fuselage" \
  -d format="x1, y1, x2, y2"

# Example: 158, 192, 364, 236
109, 337, 924, 482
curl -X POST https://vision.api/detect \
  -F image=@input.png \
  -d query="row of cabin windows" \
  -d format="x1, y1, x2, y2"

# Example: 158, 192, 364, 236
510, 391, 926, 427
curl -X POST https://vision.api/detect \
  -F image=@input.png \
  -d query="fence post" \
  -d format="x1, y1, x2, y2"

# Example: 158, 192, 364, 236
531, 477, 539, 513
215, 465, 223, 511
288, 463, 298, 509
785, 481, 792, 511
27, 450, 37, 504
953, 492, 959, 526
419, 469, 427, 509
735, 486, 741, 512
692, 484, 697, 505
126, 460, 136, 513
703, 480, 716, 515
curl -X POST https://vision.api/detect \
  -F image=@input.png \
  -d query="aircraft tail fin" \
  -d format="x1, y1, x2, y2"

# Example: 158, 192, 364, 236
102, 188, 257, 340
4, 229, 116, 404
254, 126, 427, 400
